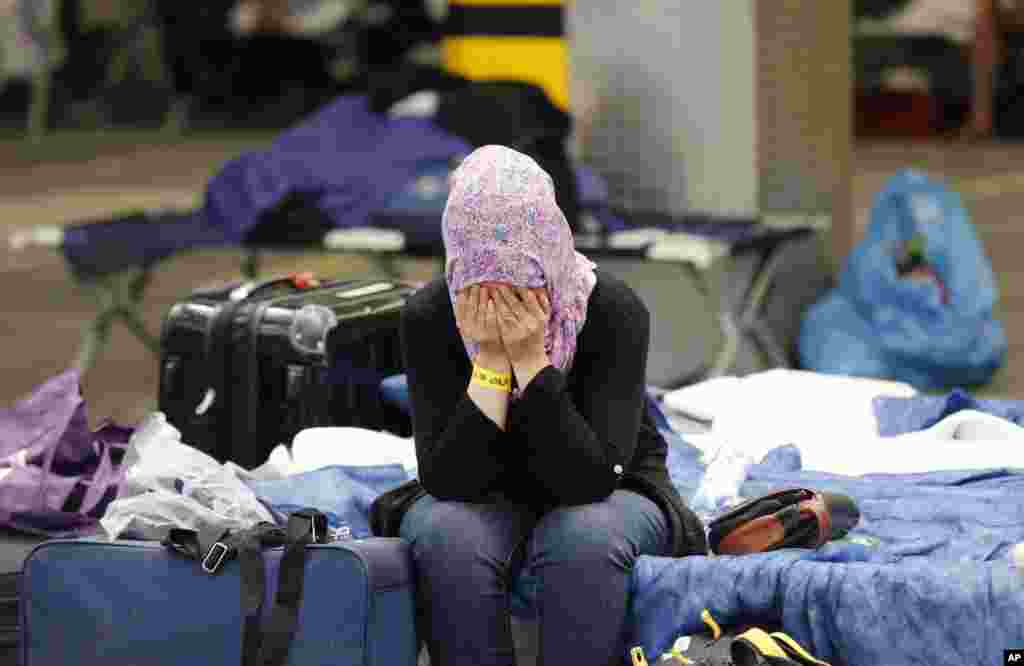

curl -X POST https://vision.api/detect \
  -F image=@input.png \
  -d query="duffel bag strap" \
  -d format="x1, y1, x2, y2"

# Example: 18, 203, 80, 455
164, 510, 329, 666
164, 522, 286, 574
247, 509, 330, 666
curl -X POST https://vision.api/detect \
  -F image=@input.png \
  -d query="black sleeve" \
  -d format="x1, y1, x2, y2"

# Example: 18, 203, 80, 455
513, 282, 650, 505
401, 288, 508, 501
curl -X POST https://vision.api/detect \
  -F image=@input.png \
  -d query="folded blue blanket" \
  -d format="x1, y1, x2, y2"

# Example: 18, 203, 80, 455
630, 549, 1024, 666
248, 464, 411, 539
874, 388, 1024, 436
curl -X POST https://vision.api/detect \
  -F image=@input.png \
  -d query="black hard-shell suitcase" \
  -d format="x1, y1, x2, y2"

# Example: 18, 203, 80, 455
0, 530, 47, 664
158, 274, 417, 469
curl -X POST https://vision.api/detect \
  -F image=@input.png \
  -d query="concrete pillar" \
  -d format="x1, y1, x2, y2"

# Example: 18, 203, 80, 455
755, 0, 854, 272
568, 0, 854, 271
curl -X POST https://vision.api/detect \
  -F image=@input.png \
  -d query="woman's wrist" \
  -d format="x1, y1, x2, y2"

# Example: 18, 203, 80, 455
511, 353, 551, 390
474, 347, 511, 374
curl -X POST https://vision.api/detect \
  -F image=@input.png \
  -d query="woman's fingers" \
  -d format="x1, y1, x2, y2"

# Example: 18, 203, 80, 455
519, 288, 548, 321
497, 286, 528, 322
492, 291, 518, 338
462, 286, 475, 322
459, 285, 550, 346
485, 294, 499, 334
454, 291, 466, 324
473, 284, 486, 320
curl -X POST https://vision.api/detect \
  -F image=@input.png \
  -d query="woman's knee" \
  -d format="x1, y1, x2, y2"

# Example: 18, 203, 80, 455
527, 491, 669, 571
400, 496, 534, 580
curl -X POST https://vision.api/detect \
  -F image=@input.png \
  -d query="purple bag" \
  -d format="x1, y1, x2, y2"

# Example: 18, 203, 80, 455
0, 369, 131, 536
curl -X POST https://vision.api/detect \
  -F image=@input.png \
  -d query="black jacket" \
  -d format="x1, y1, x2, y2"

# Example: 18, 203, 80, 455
373, 271, 706, 557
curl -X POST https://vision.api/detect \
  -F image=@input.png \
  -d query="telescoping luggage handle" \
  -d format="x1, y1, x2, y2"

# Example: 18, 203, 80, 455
192, 274, 405, 417
194, 272, 325, 418
164, 509, 332, 666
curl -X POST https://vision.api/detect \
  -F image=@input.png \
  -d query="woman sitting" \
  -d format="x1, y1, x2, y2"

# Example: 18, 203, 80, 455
387, 145, 706, 666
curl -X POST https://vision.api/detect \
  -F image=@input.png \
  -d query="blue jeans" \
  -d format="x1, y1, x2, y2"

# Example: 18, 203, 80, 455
399, 490, 672, 666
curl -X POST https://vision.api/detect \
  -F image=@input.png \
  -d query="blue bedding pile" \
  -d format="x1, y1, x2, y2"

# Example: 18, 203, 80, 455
654, 430, 1024, 666
630, 548, 1024, 666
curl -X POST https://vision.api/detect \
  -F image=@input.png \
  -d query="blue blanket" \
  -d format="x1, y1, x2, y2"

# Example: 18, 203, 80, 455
200, 94, 621, 244
203, 95, 471, 243
653, 432, 1024, 666
665, 434, 1024, 565
248, 464, 411, 540
629, 549, 1024, 666
874, 388, 1024, 436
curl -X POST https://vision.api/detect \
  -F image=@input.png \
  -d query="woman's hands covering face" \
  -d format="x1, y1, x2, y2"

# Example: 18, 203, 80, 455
492, 285, 551, 365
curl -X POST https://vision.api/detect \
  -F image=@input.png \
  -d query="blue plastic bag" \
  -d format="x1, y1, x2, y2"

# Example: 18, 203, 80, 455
800, 169, 1007, 389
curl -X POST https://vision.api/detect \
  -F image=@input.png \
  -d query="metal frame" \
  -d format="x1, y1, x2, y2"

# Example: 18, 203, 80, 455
72, 266, 161, 371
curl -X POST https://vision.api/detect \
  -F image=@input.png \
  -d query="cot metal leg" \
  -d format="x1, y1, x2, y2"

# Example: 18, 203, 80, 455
73, 267, 160, 373
242, 251, 262, 279
676, 256, 735, 380
371, 253, 403, 279
738, 243, 793, 369
27, 69, 51, 144
708, 311, 742, 379
75, 284, 117, 373
672, 238, 796, 382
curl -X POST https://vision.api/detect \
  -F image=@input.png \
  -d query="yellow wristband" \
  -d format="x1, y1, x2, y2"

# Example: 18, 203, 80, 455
471, 364, 512, 392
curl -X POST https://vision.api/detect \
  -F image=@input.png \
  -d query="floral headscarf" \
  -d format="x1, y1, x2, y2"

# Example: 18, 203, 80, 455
442, 145, 597, 385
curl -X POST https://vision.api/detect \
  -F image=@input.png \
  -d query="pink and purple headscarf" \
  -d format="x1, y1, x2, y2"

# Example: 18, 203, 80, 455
442, 145, 597, 378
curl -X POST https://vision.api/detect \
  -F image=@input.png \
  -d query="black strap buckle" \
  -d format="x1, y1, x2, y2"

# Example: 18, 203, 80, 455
288, 509, 329, 545
202, 541, 231, 574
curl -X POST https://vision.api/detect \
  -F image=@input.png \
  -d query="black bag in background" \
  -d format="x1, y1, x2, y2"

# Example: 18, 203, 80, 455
159, 275, 416, 469
436, 80, 581, 232
365, 68, 581, 231
853, 0, 912, 20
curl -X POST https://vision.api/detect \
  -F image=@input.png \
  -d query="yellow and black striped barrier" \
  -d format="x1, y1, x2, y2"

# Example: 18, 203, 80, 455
441, 0, 570, 111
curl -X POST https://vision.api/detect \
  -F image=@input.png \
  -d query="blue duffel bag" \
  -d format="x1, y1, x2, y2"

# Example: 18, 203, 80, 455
21, 510, 417, 666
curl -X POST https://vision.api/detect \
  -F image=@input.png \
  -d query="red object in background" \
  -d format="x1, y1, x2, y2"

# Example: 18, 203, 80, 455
856, 91, 941, 139
290, 272, 320, 289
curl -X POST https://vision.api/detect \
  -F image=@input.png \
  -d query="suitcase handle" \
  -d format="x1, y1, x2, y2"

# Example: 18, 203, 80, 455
229, 273, 321, 301
193, 273, 323, 461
